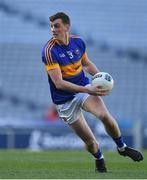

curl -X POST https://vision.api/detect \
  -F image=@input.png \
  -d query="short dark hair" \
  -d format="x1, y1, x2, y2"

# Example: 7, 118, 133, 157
49, 12, 70, 25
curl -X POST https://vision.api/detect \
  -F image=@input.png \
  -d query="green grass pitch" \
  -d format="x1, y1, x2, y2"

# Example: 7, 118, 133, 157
0, 149, 146, 179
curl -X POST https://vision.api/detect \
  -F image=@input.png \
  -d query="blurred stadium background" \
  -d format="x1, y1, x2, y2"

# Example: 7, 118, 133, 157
0, 0, 147, 150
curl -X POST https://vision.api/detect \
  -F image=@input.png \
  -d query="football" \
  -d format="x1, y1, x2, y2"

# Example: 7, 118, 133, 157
92, 72, 114, 91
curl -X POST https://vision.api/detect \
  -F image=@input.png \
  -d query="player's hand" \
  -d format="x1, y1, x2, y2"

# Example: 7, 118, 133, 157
86, 85, 109, 96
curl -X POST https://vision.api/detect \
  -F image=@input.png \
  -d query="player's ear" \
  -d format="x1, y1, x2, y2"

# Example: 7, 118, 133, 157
65, 24, 70, 32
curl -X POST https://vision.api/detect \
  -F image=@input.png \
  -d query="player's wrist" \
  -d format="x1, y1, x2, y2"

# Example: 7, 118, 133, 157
83, 85, 91, 93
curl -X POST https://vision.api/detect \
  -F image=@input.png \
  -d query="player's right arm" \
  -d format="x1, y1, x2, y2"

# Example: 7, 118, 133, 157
47, 68, 107, 96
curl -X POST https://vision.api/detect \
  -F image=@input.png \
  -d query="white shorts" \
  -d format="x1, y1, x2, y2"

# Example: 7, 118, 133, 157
56, 93, 89, 125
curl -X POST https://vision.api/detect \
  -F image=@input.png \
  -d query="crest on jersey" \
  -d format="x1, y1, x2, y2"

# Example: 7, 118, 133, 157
74, 48, 80, 56
74, 48, 81, 58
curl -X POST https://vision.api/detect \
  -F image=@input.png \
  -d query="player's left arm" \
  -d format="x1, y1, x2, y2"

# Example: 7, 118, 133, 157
82, 52, 100, 76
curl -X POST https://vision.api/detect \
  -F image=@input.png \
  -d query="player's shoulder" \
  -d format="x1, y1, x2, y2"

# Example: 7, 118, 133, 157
70, 34, 84, 41
43, 38, 57, 51
42, 38, 58, 58
70, 34, 85, 45
42, 38, 57, 52
70, 34, 86, 50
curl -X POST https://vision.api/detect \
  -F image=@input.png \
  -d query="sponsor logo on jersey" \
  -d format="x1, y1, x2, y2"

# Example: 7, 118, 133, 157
59, 53, 66, 58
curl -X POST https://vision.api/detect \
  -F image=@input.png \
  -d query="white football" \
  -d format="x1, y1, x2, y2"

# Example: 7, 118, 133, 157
92, 72, 114, 91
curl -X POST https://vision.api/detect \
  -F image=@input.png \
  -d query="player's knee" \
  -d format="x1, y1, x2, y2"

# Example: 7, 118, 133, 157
85, 140, 98, 154
98, 112, 110, 124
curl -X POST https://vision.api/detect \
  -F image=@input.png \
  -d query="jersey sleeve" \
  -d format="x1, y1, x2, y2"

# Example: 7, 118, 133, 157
79, 38, 87, 61
82, 52, 88, 61
80, 38, 86, 53
42, 46, 59, 71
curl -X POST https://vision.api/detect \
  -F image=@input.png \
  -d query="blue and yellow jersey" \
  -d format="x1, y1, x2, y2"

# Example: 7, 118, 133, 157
42, 35, 89, 104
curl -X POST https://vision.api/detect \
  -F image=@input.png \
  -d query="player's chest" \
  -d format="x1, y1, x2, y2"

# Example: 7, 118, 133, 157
56, 45, 82, 65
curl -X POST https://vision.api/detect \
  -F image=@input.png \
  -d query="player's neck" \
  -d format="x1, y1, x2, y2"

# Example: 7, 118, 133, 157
55, 33, 69, 46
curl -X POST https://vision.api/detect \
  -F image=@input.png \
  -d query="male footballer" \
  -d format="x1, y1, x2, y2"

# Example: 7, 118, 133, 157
41, 12, 143, 172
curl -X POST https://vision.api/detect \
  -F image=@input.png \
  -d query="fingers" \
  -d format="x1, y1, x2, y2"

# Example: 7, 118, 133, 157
96, 91, 109, 96
95, 86, 108, 91
94, 87, 109, 96
95, 87, 109, 94
91, 91, 109, 96
88, 85, 109, 96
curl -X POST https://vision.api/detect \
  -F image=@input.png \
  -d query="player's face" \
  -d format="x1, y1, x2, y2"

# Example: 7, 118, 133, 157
50, 19, 69, 40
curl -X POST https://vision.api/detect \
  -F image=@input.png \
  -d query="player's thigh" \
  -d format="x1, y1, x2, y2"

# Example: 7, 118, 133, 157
82, 95, 110, 119
69, 113, 96, 144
